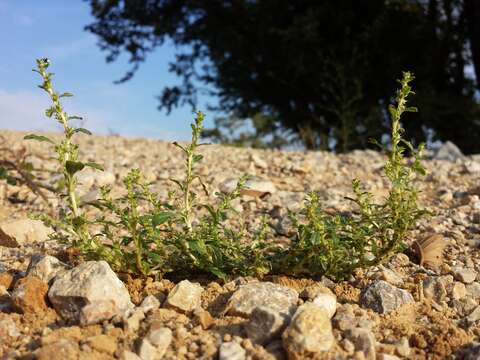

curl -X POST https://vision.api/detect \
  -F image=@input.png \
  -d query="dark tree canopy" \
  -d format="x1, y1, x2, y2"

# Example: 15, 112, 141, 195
86, 0, 480, 153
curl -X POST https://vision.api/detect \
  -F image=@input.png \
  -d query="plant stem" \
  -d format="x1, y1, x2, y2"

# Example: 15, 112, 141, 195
35, 59, 90, 245
184, 151, 193, 232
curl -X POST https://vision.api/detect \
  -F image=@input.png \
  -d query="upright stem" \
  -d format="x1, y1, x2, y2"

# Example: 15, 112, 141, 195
36, 59, 90, 244
184, 152, 193, 232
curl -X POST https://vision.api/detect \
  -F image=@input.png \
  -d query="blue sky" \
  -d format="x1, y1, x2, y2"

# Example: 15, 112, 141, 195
0, 0, 213, 140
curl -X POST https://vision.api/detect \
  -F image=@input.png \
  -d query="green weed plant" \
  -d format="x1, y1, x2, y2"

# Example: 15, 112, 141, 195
27, 59, 427, 281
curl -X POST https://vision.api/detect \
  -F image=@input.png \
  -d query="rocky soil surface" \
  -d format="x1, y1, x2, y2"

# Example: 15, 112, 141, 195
1, 130, 480, 360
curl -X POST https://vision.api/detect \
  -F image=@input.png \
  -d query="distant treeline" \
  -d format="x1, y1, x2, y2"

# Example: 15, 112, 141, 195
86, 0, 480, 153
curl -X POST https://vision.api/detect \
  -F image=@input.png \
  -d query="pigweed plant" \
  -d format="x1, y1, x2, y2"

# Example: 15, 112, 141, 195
28, 58, 269, 279
272, 71, 428, 280
27, 58, 426, 281
26, 59, 104, 256
167, 118, 270, 278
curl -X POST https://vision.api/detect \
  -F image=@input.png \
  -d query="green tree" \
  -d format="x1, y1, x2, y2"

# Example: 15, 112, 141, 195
86, 0, 480, 152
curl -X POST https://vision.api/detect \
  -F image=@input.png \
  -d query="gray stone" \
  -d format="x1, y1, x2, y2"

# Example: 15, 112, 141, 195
282, 303, 334, 359
164, 280, 203, 313
77, 169, 116, 190
311, 292, 337, 318
244, 306, 292, 344
137, 339, 157, 360
451, 282, 467, 300
340, 338, 355, 355
48, 261, 133, 323
345, 328, 376, 360
423, 277, 447, 303
332, 313, 357, 331
299, 283, 334, 301
453, 267, 477, 284
251, 154, 268, 169
139, 295, 160, 313
26, 254, 69, 284
361, 281, 414, 314
434, 141, 464, 162
466, 282, 480, 299
464, 160, 480, 174
466, 306, 480, 325
226, 282, 298, 318
219, 342, 246, 360
79, 300, 119, 326
464, 342, 480, 360
451, 297, 478, 317
124, 309, 145, 333
0, 219, 53, 247
377, 268, 403, 287
394, 337, 411, 357
146, 327, 172, 358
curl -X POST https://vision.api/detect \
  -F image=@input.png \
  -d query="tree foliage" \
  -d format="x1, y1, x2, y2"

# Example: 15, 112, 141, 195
85, 0, 480, 153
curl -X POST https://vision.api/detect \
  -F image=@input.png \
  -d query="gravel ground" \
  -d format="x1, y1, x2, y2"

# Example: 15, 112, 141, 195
1, 129, 480, 360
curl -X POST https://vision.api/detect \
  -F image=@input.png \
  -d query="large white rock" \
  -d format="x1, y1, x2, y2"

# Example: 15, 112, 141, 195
163, 280, 203, 313
48, 261, 133, 323
0, 219, 53, 247
282, 303, 334, 359
360, 281, 414, 314
312, 292, 337, 319
226, 282, 298, 318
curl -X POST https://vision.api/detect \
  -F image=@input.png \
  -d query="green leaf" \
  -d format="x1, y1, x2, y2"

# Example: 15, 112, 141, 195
24, 134, 55, 144
145, 251, 164, 263
203, 204, 217, 219
152, 212, 172, 227
209, 267, 227, 279
172, 141, 187, 152
60, 92, 74, 98
189, 240, 208, 257
45, 107, 55, 118
121, 236, 133, 246
6, 177, 17, 186
85, 162, 104, 171
170, 178, 184, 191
73, 128, 92, 135
0, 166, 8, 179
193, 154, 203, 163
65, 160, 85, 175
68, 116, 83, 120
